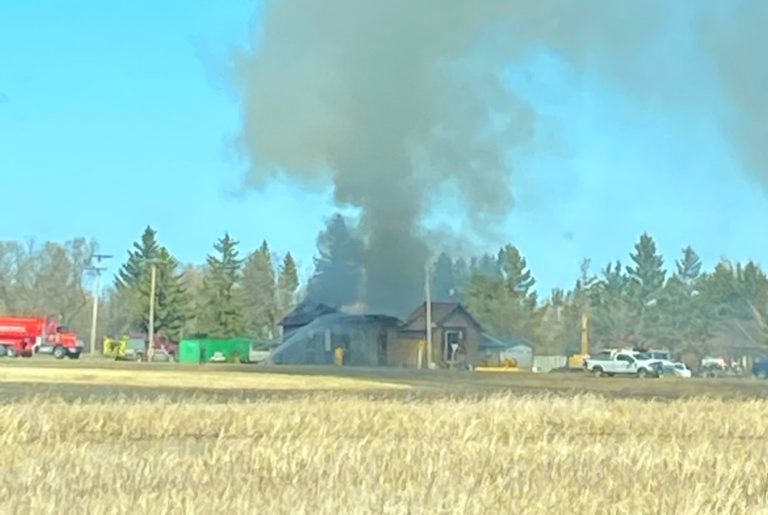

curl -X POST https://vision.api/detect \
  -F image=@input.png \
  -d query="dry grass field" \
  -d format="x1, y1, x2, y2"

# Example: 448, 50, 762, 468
0, 364, 408, 392
1, 362, 768, 514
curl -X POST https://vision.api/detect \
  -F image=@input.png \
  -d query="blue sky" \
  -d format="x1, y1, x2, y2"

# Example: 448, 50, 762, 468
2, 1, 768, 296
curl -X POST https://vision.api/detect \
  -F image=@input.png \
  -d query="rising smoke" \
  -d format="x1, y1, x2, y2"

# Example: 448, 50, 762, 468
231, 1, 768, 316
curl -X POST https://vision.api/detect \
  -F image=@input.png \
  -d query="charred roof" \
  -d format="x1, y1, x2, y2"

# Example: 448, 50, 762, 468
279, 300, 338, 328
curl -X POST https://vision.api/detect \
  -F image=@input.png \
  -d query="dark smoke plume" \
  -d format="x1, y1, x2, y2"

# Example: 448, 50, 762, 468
231, 1, 768, 315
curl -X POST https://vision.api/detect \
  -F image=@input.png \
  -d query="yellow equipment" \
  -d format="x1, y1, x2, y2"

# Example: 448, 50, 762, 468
103, 335, 129, 359
567, 312, 590, 369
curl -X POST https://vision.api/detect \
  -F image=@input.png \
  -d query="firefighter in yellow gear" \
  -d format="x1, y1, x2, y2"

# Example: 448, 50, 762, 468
334, 346, 345, 366
417, 339, 427, 368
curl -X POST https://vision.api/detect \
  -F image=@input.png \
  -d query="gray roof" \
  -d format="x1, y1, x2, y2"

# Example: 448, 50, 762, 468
279, 300, 337, 327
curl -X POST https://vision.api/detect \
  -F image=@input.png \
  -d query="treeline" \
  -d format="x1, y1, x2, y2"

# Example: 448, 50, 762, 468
0, 238, 97, 334
432, 234, 768, 355
0, 227, 299, 345
104, 227, 299, 343
3, 225, 768, 356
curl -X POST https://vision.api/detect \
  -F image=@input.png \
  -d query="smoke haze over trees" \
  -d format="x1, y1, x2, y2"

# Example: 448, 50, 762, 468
230, 0, 768, 318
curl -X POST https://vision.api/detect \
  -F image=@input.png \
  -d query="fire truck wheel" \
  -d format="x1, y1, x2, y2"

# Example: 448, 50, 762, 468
53, 346, 66, 360
68, 352, 80, 360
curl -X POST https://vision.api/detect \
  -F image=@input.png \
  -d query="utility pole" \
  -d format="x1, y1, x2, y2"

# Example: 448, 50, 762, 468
148, 261, 157, 362
140, 258, 163, 362
425, 261, 433, 369
86, 254, 113, 356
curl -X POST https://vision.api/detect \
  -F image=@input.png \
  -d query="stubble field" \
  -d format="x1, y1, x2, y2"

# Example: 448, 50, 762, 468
1, 361, 767, 514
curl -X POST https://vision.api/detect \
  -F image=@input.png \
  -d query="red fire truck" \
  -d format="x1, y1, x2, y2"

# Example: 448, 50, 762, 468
0, 316, 83, 359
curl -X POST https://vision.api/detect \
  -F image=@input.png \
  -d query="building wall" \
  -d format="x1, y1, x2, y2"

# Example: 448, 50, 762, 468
388, 334, 421, 367
392, 311, 483, 367
433, 310, 482, 365
272, 321, 398, 366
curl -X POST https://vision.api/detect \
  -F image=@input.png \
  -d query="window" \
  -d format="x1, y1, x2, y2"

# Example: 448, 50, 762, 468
616, 354, 635, 363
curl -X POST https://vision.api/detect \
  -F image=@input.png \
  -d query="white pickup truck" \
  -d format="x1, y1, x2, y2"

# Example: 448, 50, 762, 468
585, 350, 661, 378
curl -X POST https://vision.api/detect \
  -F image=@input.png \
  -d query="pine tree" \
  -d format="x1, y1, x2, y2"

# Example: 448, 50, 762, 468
152, 247, 190, 340
198, 233, 247, 339
675, 246, 702, 285
306, 214, 365, 307
452, 257, 469, 300
243, 241, 278, 340
465, 244, 540, 343
115, 227, 189, 341
626, 233, 666, 306
470, 253, 500, 278
590, 260, 636, 347
431, 252, 456, 301
277, 252, 299, 315
498, 245, 536, 305
623, 233, 668, 345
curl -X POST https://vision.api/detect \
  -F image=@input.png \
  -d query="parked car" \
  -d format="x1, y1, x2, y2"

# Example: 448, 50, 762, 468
661, 362, 692, 378
701, 356, 727, 378
753, 358, 768, 379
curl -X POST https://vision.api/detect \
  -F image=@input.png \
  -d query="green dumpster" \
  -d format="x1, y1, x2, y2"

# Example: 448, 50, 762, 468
179, 338, 251, 364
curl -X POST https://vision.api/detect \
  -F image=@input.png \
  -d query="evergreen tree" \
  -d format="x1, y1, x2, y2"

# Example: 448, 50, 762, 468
179, 263, 206, 336
590, 260, 636, 347
624, 233, 668, 344
452, 257, 469, 300
675, 246, 702, 285
115, 227, 189, 341
243, 241, 278, 340
152, 247, 190, 340
498, 245, 535, 302
465, 244, 540, 343
470, 253, 500, 278
626, 233, 667, 306
198, 233, 247, 338
277, 252, 300, 315
306, 214, 364, 307
431, 252, 456, 301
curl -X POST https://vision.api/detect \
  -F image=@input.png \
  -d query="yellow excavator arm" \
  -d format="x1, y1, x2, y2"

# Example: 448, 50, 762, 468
567, 312, 590, 369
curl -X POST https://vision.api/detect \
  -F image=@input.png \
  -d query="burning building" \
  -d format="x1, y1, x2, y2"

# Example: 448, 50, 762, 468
270, 310, 402, 366
270, 300, 496, 368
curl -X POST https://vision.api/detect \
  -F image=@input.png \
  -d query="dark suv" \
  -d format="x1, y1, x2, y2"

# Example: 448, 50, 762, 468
752, 357, 768, 379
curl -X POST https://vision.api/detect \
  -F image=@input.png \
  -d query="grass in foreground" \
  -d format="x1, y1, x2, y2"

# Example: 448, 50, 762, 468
1, 393, 767, 514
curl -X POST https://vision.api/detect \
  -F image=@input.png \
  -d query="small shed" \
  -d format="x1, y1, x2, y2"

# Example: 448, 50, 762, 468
479, 333, 535, 368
